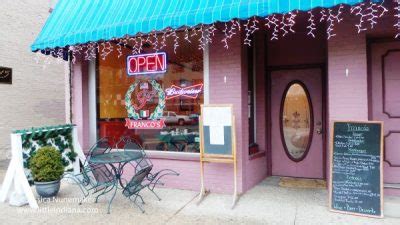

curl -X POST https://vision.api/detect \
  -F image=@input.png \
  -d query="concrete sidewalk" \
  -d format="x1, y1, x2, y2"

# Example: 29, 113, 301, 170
0, 164, 399, 224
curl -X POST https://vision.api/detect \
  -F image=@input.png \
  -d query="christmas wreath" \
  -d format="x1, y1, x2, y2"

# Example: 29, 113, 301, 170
125, 79, 165, 120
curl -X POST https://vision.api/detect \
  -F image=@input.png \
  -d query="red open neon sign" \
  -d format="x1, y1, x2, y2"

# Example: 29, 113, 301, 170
127, 52, 167, 76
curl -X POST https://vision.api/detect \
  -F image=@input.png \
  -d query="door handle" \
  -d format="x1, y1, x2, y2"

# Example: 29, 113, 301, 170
316, 121, 323, 134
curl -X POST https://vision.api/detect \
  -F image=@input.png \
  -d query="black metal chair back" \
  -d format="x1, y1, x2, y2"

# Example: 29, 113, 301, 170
88, 137, 114, 158
122, 166, 152, 197
83, 137, 115, 187
117, 136, 179, 201
125, 143, 151, 169
116, 137, 151, 171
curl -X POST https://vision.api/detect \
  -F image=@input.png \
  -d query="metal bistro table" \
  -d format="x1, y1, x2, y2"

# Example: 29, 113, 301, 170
89, 151, 143, 213
158, 133, 197, 151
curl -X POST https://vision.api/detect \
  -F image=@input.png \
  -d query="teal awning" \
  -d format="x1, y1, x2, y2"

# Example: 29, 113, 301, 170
31, 0, 367, 51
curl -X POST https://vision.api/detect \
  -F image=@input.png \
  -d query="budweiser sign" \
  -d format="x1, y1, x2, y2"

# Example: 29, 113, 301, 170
165, 84, 203, 100
127, 52, 167, 76
125, 118, 165, 129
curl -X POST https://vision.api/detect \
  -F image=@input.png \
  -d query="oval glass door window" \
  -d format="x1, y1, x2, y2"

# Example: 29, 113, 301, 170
281, 82, 313, 161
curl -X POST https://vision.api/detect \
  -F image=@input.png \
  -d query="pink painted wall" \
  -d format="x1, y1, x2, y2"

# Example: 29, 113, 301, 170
208, 30, 246, 193
71, 29, 248, 194
325, 12, 396, 139
328, 13, 400, 195
245, 24, 327, 190
264, 24, 327, 180
70, 12, 400, 196
367, 13, 400, 196
370, 41, 400, 192
72, 60, 90, 151
254, 32, 267, 156
109, 29, 272, 194
142, 30, 247, 194
140, 158, 202, 191
267, 28, 326, 66
326, 16, 369, 190
327, 20, 369, 122
244, 31, 268, 190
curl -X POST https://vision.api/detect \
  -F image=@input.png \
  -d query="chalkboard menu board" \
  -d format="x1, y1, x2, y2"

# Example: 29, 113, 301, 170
329, 121, 383, 218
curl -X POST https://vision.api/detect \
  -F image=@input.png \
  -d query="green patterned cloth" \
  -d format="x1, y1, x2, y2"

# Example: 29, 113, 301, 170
14, 124, 77, 184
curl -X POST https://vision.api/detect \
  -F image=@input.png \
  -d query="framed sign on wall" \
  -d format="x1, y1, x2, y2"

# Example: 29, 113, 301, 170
0, 67, 12, 84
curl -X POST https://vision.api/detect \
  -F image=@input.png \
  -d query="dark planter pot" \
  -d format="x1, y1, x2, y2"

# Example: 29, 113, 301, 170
34, 179, 61, 198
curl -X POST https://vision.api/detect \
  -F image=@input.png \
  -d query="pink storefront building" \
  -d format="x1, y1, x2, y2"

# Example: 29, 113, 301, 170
32, 0, 400, 197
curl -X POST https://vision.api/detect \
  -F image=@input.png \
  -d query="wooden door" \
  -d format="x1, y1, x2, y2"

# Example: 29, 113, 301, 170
271, 67, 324, 178
370, 41, 400, 184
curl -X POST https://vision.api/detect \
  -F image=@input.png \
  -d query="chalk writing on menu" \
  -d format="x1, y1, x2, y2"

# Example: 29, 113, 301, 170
331, 122, 382, 217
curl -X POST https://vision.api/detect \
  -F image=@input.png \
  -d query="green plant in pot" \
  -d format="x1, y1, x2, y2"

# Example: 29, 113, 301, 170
29, 146, 65, 198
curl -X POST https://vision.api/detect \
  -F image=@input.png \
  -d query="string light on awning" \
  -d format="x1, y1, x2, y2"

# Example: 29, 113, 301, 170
280, 11, 297, 37
244, 17, 259, 46
326, 5, 344, 39
307, 10, 317, 38
34, 1, 398, 65
221, 20, 239, 49
265, 14, 279, 41
395, 0, 400, 38
351, 1, 388, 33
184, 27, 191, 43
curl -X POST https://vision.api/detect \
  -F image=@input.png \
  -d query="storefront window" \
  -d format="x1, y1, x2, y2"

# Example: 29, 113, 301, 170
97, 37, 203, 153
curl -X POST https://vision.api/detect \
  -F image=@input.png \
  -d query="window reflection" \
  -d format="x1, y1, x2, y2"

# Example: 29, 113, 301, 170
281, 83, 312, 160
97, 34, 203, 153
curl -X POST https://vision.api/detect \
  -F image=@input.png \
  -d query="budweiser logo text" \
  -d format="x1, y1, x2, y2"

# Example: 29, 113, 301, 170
165, 84, 203, 99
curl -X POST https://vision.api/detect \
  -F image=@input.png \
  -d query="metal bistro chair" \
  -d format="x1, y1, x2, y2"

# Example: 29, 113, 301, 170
64, 137, 116, 204
122, 166, 153, 213
117, 136, 180, 201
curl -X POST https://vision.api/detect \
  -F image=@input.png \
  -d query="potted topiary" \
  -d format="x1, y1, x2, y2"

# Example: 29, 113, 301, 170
29, 146, 65, 197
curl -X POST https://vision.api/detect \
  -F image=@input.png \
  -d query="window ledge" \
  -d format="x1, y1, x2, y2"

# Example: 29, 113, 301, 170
249, 151, 266, 160
145, 150, 200, 161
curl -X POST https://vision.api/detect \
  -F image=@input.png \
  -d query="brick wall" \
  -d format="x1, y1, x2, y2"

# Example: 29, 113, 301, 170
244, 31, 268, 190
328, 17, 369, 122
71, 29, 248, 193
0, 0, 66, 160
327, 12, 397, 122
148, 30, 247, 194
71, 60, 90, 150
208, 30, 246, 193
328, 13, 400, 195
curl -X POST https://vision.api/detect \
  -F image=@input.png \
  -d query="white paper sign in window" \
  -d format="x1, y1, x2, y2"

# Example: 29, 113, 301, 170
203, 107, 232, 127
209, 125, 225, 145
203, 106, 232, 146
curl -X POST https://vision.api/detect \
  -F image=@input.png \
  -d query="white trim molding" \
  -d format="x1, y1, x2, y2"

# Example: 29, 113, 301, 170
203, 43, 210, 104
88, 60, 97, 144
